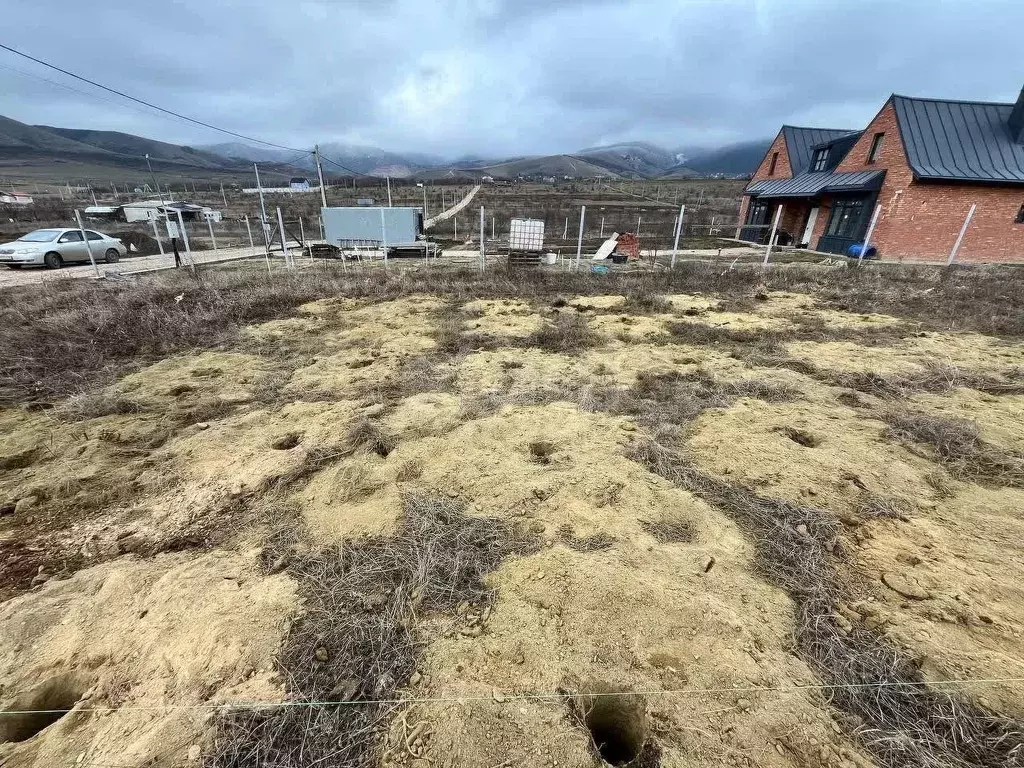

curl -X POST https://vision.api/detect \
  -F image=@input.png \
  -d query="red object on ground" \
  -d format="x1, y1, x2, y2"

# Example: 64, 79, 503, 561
616, 233, 641, 260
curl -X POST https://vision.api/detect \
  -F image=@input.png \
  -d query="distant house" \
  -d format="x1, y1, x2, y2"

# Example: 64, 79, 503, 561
84, 205, 124, 221
738, 84, 1024, 262
0, 191, 33, 206
122, 200, 221, 223
290, 177, 311, 191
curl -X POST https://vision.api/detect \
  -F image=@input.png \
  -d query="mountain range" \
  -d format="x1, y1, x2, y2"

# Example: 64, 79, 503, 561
0, 112, 770, 182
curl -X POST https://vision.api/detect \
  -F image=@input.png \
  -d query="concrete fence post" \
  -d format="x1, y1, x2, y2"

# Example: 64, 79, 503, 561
858, 205, 882, 265
948, 203, 977, 265
762, 204, 783, 266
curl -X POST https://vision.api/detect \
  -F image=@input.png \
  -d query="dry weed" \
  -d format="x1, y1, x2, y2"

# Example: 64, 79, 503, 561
208, 494, 540, 768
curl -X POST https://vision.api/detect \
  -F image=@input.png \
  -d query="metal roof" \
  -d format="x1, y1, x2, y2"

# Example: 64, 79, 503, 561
783, 126, 859, 174
747, 169, 885, 198
893, 94, 1024, 184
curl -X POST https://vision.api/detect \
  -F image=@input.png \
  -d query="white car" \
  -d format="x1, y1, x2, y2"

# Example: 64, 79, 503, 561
0, 228, 127, 269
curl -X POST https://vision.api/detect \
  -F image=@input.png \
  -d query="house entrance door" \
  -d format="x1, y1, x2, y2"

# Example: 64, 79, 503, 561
800, 207, 819, 247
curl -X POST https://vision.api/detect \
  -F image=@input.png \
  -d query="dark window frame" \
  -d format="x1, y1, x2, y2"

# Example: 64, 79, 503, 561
867, 132, 885, 164
824, 198, 866, 238
767, 152, 779, 176
745, 199, 770, 225
811, 148, 829, 172
1016, 203, 1024, 224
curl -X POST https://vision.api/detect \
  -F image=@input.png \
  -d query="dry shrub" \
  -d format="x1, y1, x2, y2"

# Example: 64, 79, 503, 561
528, 312, 599, 354
395, 458, 424, 482
556, 523, 616, 552
601, 369, 799, 430
55, 392, 143, 422
621, 288, 673, 314
625, 438, 1024, 768
346, 418, 397, 458
639, 516, 696, 543
208, 494, 540, 768
854, 493, 912, 521
883, 410, 1024, 488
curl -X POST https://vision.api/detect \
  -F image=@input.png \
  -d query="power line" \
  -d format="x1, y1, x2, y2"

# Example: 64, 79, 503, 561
0, 41, 307, 152
318, 153, 376, 179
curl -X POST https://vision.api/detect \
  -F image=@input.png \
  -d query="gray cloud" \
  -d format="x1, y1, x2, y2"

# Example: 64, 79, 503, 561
2, 0, 1022, 157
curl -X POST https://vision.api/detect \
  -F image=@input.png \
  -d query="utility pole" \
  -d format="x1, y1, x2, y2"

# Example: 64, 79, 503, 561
145, 154, 163, 202
220, 182, 227, 207
386, 176, 392, 207
314, 144, 328, 210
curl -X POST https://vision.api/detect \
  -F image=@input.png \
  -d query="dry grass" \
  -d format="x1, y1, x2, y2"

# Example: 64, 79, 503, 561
345, 418, 398, 458
208, 494, 540, 768
638, 516, 696, 543
527, 312, 599, 354
883, 410, 1024, 488
625, 438, 1024, 768
4, 259, 1024, 405
556, 523, 616, 552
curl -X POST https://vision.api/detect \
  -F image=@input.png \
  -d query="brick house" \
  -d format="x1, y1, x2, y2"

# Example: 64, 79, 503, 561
737, 86, 1024, 262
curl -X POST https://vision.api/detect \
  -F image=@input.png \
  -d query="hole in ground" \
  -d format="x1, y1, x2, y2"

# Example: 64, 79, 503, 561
780, 426, 822, 448
529, 441, 557, 465
271, 433, 302, 450
569, 684, 657, 767
0, 674, 88, 743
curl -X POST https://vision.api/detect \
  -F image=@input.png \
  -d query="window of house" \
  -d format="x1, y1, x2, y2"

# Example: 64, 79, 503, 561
768, 152, 778, 176
812, 148, 828, 172
1016, 203, 1024, 224
746, 200, 769, 225
825, 198, 865, 238
867, 132, 885, 164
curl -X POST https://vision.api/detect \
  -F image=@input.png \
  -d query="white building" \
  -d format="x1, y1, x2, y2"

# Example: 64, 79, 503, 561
289, 177, 311, 191
122, 199, 175, 222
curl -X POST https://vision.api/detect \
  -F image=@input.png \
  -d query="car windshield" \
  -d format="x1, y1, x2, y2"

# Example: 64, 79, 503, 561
18, 229, 62, 242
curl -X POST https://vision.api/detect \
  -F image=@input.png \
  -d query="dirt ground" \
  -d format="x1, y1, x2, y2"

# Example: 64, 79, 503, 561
1, 280, 1022, 767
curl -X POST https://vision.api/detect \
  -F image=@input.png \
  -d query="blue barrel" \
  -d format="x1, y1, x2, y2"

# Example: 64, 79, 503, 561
847, 244, 877, 259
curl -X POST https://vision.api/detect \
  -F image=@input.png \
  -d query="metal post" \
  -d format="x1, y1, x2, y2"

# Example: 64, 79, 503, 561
207, 217, 217, 252
244, 215, 254, 248
573, 205, 586, 271
600, 216, 605, 238
145, 154, 163, 203
220, 182, 227, 207
491, 216, 495, 240
151, 217, 164, 256
858, 204, 882, 265
763, 204, 783, 266
670, 204, 685, 269
110, 182, 118, 200
299, 216, 305, 249
380, 207, 389, 268
277, 207, 291, 268
74, 210, 101, 277
948, 203, 977, 265
454, 217, 457, 240
318, 215, 324, 241
563, 217, 568, 239
479, 205, 485, 272
386, 176, 393, 207
314, 144, 328, 210
636, 215, 642, 236
421, 183, 427, 219
90, 186, 98, 206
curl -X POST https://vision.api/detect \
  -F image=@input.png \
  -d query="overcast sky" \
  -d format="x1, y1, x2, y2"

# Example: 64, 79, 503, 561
3, 0, 1023, 158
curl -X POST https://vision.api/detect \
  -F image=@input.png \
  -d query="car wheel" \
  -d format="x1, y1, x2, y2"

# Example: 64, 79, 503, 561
104, 248, 120, 264
44, 252, 63, 269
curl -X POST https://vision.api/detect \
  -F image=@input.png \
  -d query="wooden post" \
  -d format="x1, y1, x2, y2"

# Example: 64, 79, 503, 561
762, 204, 783, 266
948, 203, 977, 265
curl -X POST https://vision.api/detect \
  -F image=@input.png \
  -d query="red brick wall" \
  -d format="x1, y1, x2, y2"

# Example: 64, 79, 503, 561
737, 130, 792, 232
834, 101, 1024, 263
